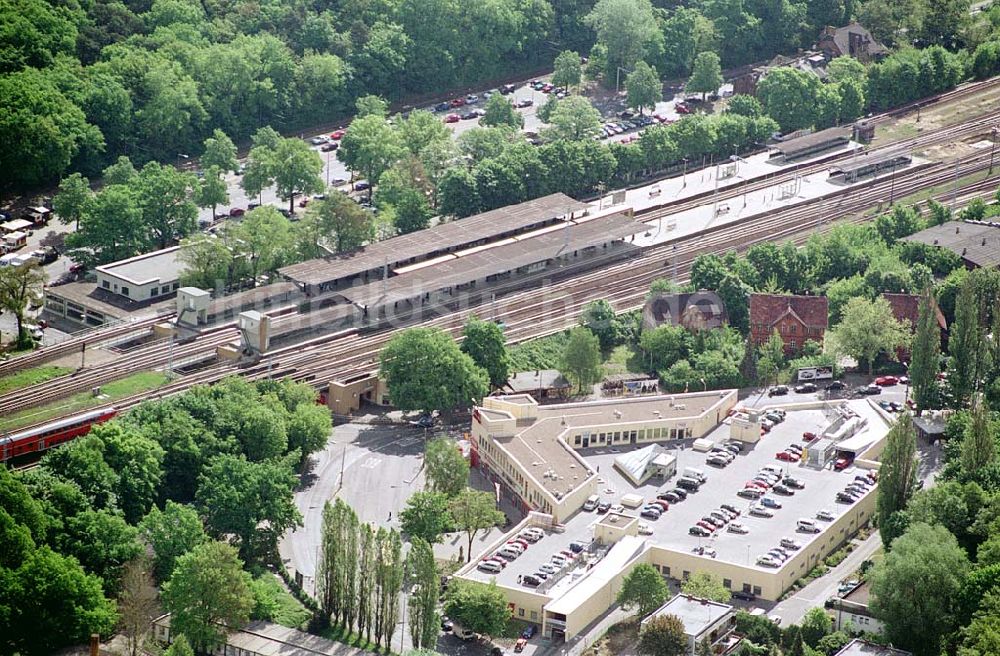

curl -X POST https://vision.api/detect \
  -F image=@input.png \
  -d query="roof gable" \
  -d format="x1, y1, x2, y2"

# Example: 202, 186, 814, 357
750, 293, 829, 329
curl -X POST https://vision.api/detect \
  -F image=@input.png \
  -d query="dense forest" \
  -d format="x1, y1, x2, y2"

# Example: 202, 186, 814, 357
6, 0, 1000, 193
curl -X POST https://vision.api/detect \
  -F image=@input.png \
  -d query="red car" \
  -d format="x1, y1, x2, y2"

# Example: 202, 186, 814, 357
875, 376, 898, 386
229, 207, 245, 217
746, 480, 768, 490
650, 500, 670, 512
834, 457, 852, 471
450, 98, 465, 108
803, 431, 817, 442
776, 451, 798, 462
541, 83, 554, 93
696, 521, 717, 532
444, 113, 460, 123
675, 102, 691, 114
329, 129, 346, 140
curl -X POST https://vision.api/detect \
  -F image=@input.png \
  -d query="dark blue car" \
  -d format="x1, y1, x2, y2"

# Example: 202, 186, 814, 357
521, 625, 537, 639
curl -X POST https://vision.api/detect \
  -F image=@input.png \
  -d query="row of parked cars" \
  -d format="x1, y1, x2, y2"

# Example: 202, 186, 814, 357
705, 440, 745, 467
775, 441, 805, 463
756, 537, 803, 568
520, 539, 587, 589
688, 502, 744, 539
737, 464, 805, 501
836, 471, 877, 504
759, 408, 786, 434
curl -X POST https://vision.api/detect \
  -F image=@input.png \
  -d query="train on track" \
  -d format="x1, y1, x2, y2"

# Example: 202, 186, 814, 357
1, 407, 118, 462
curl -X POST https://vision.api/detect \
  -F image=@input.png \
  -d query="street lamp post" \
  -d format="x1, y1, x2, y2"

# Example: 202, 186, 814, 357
681, 157, 689, 188
990, 127, 998, 175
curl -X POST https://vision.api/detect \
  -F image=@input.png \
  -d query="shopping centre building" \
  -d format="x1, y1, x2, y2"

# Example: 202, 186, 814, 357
458, 393, 886, 643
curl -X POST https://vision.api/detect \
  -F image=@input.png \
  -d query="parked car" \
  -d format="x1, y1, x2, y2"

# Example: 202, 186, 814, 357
760, 497, 783, 509
670, 487, 689, 500
721, 503, 741, 516
757, 554, 780, 567
229, 207, 245, 217
825, 380, 846, 391
501, 84, 517, 94
749, 505, 774, 518
794, 382, 817, 393
516, 98, 534, 108
522, 626, 537, 639
784, 477, 806, 489
707, 455, 730, 467
465, 94, 480, 104
836, 492, 857, 504
834, 457, 852, 471
875, 375, 899, 386
675, 102, 691, 114
450, 98, 465, 108
738, 488, 764, 500
460, 111, 479, 120
776, 451, 798, 462
803, 431, 818, 442
309, 136, 328, 145
772, 484, 794, 496
434, 102, 452, 112
816, 509, 836, 521
731, 590, 757, 601
640, 507, 662, 520
690, 525, 711, 537
522, 575, 541, 587
727, 522, 749, 534
658, 491, 681, 504
321, 142, 339, 152
768, 385, 789, 397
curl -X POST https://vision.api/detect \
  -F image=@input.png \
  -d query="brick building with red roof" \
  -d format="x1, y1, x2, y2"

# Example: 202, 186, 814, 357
749, 293, 829, 356
882, 293, 947, 361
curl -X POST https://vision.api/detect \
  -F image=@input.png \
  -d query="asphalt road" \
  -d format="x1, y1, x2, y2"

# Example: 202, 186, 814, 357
768, 530, 883, 624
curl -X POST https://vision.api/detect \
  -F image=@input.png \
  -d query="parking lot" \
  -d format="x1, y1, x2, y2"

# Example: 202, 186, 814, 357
464, 399, 889, 593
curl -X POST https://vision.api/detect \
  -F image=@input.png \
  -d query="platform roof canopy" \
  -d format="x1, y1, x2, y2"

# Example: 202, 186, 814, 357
279, 193, 589, 289
339, 212, 643, 308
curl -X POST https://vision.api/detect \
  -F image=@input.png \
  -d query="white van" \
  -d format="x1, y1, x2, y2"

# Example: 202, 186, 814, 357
583, 495, 600, 511
521, 528, 543, 542
620, 494, 644, 509
477, 560, 502, 573
497, 546, 521, 560
684, 467, 707, 483
796, 519, 820, 533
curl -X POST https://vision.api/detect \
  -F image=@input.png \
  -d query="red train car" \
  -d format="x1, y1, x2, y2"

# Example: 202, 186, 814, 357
1, 407, 118, 462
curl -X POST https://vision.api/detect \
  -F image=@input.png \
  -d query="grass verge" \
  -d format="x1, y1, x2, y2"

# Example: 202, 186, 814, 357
0, 370, 171, 432
253, 574, 312, 629
0, 365, 73, 395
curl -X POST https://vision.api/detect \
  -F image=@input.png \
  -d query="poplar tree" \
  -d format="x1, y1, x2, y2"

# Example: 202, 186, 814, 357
909, 289, 941, 414
407, 538, 439, 650
877, 413, 919, 548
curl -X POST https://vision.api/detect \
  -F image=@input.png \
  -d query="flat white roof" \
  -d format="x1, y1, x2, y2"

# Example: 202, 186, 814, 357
96, 246, 182, 286
544, 535, 647, 616
647, 594, 735, 636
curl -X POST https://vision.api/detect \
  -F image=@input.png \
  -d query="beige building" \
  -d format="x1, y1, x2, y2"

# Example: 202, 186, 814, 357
641, 594, 736, 655
457, 392, 882, 643
471, 391, 738, 522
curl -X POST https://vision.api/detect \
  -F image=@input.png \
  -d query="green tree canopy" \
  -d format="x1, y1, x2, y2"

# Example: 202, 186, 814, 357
195, 454, 301, 561
685, 51, 723, 100
424, 437, 471, 496
552, 50, 583, 90
400, 491, 453, 544
443, 579, 511, 637
542, 96, 603, 142
617, 563, 669, 617
870, 522, 970, 656
480, 94, 524, 130
448, 488, 504, 562
626, 61, 662, 114
162, 541, 254, 652
461, 315, 511, 390
379, 328, 490, 414
638, 614, 688, 656
832, 296, 910, 374
139, 501, 207, 581
877, 412, 919, 548
680, 571, 730, 602
560, 326, 603, 392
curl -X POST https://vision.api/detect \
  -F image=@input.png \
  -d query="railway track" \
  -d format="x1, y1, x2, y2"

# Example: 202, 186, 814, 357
3, 87, 1000, 426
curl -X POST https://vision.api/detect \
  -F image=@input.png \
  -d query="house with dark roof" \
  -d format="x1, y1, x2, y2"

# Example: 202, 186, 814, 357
750, 293, 829, 356
882, 293, 947, 360
817, 22, 888, 63
642, 291, 728, 332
